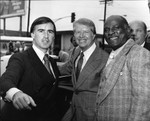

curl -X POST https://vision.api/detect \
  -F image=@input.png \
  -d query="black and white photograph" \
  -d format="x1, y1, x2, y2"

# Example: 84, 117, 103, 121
1, 0, 150, 121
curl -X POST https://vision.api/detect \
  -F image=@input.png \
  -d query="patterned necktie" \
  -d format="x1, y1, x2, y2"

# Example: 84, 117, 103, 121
76, 52, 84, 80
43, 54, 52, 75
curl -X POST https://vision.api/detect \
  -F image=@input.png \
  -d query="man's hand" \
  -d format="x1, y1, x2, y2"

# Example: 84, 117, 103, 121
12, 91, 36, 110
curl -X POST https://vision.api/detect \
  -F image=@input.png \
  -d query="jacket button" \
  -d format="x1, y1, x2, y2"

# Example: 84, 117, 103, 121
53, 82, 56, 85
74, 90, 79, 95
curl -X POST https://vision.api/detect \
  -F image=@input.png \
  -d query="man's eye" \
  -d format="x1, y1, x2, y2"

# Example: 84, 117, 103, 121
75, 31, 80, 34
104, 28, 109, 33
112, 27, 119, 31
130, 29, 133, 33
48, 30, 54, 34
137, 29, 142, 32
84, 31, 90, 34
39, 30, 44, 32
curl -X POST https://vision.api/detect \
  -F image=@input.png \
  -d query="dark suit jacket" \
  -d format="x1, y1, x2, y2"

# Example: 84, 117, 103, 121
144, 42, 150, 51
0, 47, 61, 121
59, 45, 109, 121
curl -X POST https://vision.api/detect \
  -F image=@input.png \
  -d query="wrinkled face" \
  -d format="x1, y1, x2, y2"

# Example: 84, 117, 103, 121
31, 23, 55, 53
73, 24, 95, 51
130, 22, 146, 45
104, 17, 129, 50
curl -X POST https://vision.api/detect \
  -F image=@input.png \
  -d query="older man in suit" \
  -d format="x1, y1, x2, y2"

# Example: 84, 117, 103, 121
95, 15, 150, 121
59, 18, 109, 121
129, 20, 150, 51
0, 17, 61, 121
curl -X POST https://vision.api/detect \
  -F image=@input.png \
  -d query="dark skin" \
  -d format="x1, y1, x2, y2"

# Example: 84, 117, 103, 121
104, 15, 131, 50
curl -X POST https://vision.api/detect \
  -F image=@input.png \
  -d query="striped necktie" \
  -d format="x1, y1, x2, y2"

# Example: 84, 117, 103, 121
43, 54, 52, 75
76, 52, 84, 80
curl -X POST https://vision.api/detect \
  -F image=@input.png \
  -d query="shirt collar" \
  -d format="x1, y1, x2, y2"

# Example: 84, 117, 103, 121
109, 40, 129, 59
32, 44, 46, 62
141, 41, 145, 47
82, 42, 96, 61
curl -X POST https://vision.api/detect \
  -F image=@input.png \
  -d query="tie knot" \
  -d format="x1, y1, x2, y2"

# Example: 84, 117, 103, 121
80, 52, 84, 58
43, 54, 49, 61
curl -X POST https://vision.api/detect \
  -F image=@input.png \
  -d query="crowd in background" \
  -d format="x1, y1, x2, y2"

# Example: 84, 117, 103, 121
5, 41, 29, 55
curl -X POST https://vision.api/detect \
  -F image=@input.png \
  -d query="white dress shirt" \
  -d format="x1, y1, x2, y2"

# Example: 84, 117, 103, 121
106, 40, 130, 66
141, 41, 145, 47
75, 42, 96, 71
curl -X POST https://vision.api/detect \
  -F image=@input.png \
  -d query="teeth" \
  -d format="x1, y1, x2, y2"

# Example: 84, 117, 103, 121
43, 40, 48, 42
79, 39, 85, 42
110, 37, 117, 40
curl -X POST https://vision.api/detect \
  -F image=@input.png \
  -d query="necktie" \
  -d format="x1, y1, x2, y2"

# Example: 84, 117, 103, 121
76, 52, 84, 80
43, 54, 52, 75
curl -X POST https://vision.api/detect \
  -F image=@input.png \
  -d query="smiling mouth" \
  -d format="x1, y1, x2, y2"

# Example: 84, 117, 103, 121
110, 37, 118, 41
79, 39, 86, 42
43, 39, 49, 43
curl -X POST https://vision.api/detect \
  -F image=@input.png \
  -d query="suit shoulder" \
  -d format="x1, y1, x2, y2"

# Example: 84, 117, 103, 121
9, 50, 30, 63
132, 44, 149, 53
98, 47, 109, 56
127, 44, 150, 60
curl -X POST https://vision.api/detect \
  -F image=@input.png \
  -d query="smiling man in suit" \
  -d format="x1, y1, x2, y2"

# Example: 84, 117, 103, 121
59, 18, 109, 121
95, 15, 150, 121
0, 17, 61, 121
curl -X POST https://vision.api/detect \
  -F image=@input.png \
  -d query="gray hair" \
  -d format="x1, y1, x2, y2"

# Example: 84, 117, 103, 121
73, 18, 96, 34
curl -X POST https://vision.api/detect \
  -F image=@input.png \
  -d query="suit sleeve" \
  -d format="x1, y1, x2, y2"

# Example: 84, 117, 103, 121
128, 48, 150, 121
0, 53, 24, 98
58, 48, 77, 76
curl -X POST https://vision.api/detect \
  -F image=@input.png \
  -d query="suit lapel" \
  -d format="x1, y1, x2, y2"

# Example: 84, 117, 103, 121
49, 56, 60, 80
27, 47, 56, 85
71, 47, 81, 86
98, 39, 136, 104
76, 47, 103, 88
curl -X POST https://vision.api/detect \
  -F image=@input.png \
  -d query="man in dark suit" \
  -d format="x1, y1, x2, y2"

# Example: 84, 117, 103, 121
60, 18, 109, 121
0, 17, 61, 121
129, 20, 150, 50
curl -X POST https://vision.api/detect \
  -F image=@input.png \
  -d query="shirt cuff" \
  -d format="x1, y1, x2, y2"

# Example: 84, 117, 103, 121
5, 88, 21, 102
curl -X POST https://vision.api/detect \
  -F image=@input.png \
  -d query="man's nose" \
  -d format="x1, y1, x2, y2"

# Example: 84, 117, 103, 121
44, 32, 48, 38
107, 29, 116, 35
79, 32, 86, 37
130, 29, 137, 35
130, 34, 135, 40
109, 29, 114, 35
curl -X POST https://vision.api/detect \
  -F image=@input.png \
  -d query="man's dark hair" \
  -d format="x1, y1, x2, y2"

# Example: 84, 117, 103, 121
70, 36, 78, 47
30, 16, 56, 36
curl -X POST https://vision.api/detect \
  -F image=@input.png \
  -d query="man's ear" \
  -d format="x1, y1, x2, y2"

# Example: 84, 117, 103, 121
93, 34, 96, 40
125, 25, 132, 37
31, 33, 35, 39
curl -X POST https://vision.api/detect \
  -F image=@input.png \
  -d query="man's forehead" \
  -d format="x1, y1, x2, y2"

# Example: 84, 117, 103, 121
107, 16, 122, 22
35, 23, 54, 29
130, 23, 144, 29
105, 19, 121, 27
